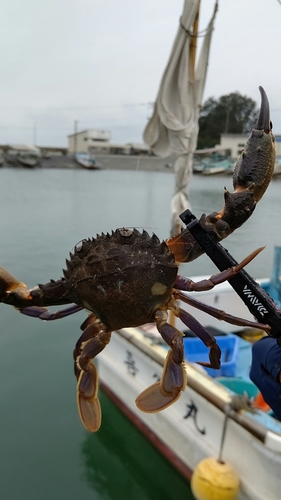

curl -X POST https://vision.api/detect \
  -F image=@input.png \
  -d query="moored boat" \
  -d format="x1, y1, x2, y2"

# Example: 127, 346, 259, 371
17, 152, 40, 167
75, 152, 101, 169
4, 145, 41, 167
201, 157, 234, 175
193, 149, 234, 175
98, 247, 281, 500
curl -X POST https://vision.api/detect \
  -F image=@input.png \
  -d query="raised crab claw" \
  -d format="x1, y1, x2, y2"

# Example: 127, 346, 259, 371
0, 87, 276, 432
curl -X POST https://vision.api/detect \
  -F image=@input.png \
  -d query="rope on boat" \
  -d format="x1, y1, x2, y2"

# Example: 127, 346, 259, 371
218, 394, 257, 463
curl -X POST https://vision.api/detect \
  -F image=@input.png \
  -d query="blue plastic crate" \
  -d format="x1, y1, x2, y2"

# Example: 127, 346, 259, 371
216, 377, 259, 398
183, 334, 239, 377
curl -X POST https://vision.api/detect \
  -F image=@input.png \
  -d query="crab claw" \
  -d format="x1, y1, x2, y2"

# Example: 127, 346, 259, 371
212, 86, 276, 233
221, 85, 276, 226
166, 87, 276, 263
136, 350, 187, 412
232, 86, 273, 201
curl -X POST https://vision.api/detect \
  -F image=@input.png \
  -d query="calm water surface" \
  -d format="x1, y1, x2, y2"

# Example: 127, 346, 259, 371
0, 167, 281, 500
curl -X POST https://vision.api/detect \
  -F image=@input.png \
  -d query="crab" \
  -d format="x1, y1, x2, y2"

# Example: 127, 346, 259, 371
0, 87, 276, 432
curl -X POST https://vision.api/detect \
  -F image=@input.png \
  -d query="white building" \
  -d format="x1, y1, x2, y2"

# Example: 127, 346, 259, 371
220, 133, 281, 160
68, 129, 111, 154
68, 129, 150, 156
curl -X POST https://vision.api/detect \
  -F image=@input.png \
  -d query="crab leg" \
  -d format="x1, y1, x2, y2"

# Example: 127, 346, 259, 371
173, 246, 271, 332
166, 86, 276, 263
177, 291, 270, 333
136, 299, 222, 413
136, 309, 187, 413
174, 247, 264, 292
177, 307, 221, 368
19, 304, 83, 320
74, 314, 111, 432
0, 268, 71, 308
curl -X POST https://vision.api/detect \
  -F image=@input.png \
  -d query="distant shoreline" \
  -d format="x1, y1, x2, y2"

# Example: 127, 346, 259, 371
2, 154, 176, 173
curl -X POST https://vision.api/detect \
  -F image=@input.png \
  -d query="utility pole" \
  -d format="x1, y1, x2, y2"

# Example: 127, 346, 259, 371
224, 104, 230, 134
33, 121, 37, 146
74, 120, 78, 154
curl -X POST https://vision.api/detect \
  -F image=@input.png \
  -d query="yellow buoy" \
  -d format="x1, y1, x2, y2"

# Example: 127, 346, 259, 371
191, 457, 240, 500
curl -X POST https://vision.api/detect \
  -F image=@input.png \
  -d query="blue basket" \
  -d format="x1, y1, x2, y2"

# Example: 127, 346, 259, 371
183, 334, 239, 377
216, 377, 259, 398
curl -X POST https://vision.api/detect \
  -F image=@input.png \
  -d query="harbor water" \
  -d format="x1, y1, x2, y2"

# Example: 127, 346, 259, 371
0, 166, 281, 500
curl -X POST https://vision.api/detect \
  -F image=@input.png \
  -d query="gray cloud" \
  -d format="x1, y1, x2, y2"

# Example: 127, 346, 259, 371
1, 0, 281, 147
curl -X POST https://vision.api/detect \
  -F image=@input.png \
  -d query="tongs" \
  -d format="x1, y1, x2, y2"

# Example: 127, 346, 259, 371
179, 209, 281, 341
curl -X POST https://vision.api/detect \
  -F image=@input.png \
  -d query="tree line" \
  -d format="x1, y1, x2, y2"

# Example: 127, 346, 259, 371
197, 92, 258, 150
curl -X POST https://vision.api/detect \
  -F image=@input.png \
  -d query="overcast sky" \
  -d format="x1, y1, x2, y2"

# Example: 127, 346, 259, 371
1, 0, 281, 148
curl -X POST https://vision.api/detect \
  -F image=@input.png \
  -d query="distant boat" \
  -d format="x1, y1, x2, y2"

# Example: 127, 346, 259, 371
192, 160, 205, 174
193, 149, 233, 175
75, 153, 101, 170
4, 145, 41, 168
201, 158, 234, 175
17, 152, 40, 168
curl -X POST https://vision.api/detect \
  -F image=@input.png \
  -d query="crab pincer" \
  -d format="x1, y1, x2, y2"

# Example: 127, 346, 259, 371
167, 86, 276, 263
232, 86, 274, 203
219, 86, 275, 229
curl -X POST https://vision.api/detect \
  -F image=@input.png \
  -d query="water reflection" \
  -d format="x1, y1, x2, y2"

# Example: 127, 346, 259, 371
81, 390, 194, 500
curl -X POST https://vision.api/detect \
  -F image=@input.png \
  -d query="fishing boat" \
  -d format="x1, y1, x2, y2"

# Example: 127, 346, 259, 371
201, 157, 234, 175
75, 152, 101, 170
97, 247, 281, 500
193, 149, 233, 175
17, 152, 40, 168
4, 145, 41, 167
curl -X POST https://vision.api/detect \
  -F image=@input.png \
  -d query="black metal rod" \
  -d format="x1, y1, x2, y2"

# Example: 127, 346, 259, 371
179, 209, 281, 338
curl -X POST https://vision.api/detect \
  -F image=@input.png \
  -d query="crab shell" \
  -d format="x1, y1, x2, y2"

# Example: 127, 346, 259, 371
62, 228, 178, 330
